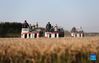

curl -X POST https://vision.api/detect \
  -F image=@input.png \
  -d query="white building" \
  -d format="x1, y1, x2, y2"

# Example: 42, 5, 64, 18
71, 27, 84, 38
21, 28, 40, 38
21, 21, 64, 38
45, 32, 59, 38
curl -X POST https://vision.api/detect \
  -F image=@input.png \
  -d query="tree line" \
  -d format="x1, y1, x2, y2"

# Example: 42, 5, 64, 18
0, 22, 22, 37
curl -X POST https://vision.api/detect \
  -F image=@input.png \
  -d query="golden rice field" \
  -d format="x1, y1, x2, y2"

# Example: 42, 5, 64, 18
0, 37, 99, 63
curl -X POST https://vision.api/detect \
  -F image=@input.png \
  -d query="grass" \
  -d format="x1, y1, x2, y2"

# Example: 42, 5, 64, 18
0, 37, 99, 63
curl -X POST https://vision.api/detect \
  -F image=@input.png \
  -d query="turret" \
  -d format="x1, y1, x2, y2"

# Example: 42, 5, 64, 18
21, 20, 30, 38
71, 27, 77, 37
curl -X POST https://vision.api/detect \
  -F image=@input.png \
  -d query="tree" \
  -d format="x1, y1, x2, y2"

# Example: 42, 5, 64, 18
0, 22, 22, 37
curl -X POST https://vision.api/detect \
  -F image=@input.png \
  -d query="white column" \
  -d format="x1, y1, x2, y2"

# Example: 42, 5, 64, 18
30, 34, 33, 38
56, 33, 59, 38
77, 33, 80, 37
27, 33, 29, 38
71, 33, 74, 37
45, 32, 47, 37
37, 33, 39, 38
48, 33, 50, 38
51, 33, 55, 38
81, 33, 83, 38
74, 33, 76, 37
33, 33, 35, 38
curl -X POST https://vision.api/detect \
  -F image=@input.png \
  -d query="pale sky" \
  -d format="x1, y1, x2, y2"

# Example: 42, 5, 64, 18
0, 0, 99, 32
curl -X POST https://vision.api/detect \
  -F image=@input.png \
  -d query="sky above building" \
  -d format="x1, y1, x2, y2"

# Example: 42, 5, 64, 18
0, 0, 99, 32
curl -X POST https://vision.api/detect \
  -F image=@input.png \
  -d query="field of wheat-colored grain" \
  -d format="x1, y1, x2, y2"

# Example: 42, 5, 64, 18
0, 37, 99, 63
